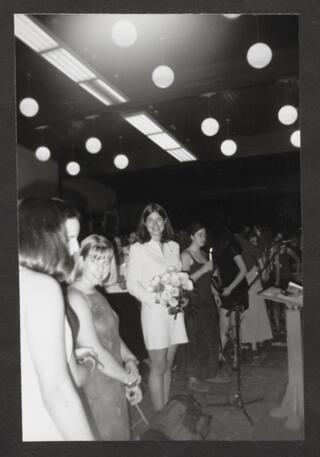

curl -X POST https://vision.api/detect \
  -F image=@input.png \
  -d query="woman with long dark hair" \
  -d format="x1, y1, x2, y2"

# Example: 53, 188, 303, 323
180, 222, 229, 392
19, 197, 94, 441
210, 222, 248, 360
127, 203, 188, 411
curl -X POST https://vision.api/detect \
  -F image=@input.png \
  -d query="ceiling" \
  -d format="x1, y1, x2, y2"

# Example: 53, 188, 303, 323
15, 14, 299, 187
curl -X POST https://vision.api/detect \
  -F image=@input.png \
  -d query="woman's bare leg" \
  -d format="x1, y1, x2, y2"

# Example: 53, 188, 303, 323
148, 348, 168, 411
163, 345, 178, 404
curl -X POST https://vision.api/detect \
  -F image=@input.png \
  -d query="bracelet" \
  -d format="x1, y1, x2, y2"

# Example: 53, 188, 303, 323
125, 377, 139, 388
124, 357, 139, 366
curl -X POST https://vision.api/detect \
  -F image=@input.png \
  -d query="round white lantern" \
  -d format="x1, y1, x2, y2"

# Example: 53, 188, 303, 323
247, 42, 273, 69
114, 154, 129, 169
277, 105, 298, 125
85, 137, 102, 154
221, 139, 237, 156
111, 20, 138, 47
66, 161, 80, 176
290, 130, 301, 148
35, 146, 51, 162
201, 117, 220, 136
19, 97, 39, 117
152, 65, 175, 89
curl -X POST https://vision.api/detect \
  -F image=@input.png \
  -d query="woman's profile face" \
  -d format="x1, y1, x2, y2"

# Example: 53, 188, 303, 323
65, 218, 80, 256
145, 211, 165, 241
83, 248, 113, 286
191, 228, 206, 248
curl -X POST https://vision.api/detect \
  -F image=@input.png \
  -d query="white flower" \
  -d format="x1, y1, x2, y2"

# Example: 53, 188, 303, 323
146, 285, 154, 293
171, 287, 179, 297
162, 289, 173, 301
170, 273, 180, 287
168, 297, 178, 307
161, 273, 171, 284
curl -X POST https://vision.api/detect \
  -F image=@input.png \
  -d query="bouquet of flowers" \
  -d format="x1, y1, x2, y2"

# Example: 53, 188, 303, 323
147, 266, 194, 318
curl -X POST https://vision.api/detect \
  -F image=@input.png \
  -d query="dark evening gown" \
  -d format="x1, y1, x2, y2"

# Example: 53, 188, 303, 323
82, 290, 130, 441
181, 253, 220, 380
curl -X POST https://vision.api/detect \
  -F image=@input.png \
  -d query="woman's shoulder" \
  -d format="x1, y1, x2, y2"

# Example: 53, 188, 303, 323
19, 267, 60, 292
166, 240, 179, 250
129, 241, 144, 253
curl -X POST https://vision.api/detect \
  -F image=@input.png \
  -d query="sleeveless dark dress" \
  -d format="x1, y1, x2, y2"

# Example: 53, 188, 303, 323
181, 252, 220, 380
81, 290, 130, 440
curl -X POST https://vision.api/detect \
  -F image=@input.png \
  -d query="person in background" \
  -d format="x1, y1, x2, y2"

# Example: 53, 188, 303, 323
68, 234, 142, 440
235, 229, 273, 360
210, 222, 248, 366
180, 222, 230, 393
127, 203, 188, 411
18, 197, 94, 441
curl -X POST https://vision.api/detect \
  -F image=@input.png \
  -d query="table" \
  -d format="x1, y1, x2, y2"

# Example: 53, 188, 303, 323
259, 286, 303, 430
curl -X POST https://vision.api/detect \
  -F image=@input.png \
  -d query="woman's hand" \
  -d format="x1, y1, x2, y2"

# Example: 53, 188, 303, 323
221, 286, 232, 297
202, 260, 213, 274
125, 359, 140, 382
125, 385, 143, 405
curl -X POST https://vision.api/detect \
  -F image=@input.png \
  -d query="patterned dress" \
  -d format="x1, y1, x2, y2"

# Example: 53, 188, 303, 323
82, 290, 130, 440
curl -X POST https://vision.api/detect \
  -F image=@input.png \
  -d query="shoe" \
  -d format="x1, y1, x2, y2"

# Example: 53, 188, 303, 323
205, 373, 231, 384
188, 378, 210, 393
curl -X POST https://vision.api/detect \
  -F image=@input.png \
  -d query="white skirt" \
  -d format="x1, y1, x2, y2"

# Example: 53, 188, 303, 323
240, 267, 273, 345
141, 302, 188, 350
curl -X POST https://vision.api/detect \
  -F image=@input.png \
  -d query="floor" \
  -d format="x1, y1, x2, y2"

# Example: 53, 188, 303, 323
129, 342, 304, 441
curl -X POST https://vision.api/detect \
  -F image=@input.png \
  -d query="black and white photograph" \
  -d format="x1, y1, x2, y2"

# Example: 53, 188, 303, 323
13, 12, 304, 443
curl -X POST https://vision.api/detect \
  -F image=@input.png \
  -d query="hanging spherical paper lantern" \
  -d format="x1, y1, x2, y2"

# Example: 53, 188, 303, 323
111, 20, 138, 47
277, 105, 298, 125
114, 154, 129, 169
221, 139, 237, 156
35, 146, 51, 162
152, 65, 175, 89
290, 130, 301, 148
85, 137, 102, 154
19, 97, 39, 117
201, 117, 220, 136
247, 42, 273, 69
66, 161, 80, 176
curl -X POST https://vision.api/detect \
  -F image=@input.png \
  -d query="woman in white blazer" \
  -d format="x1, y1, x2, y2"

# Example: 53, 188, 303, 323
127, 203, 188, 411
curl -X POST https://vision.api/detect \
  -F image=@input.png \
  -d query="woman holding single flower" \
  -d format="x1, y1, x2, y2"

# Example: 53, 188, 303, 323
68, 235, 142, 440
127, 203, 188, 411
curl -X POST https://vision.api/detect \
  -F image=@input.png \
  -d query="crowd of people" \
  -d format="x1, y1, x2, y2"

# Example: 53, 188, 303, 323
18, 197, 302, 440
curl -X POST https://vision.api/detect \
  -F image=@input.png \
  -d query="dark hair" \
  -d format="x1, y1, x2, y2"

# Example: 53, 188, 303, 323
18, 197, 78, 282
188, 222, 206, 238
136, 202, 174, 243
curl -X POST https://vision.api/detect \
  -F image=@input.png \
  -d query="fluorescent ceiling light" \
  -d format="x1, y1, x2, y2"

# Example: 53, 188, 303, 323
124, 113, 162, 135
95, 79, 128, 103
79, 81, 112, 106
167, 148, 196, 162
14, 14, 58, 52
42, 48, 96, 82
148, 132, 181, 150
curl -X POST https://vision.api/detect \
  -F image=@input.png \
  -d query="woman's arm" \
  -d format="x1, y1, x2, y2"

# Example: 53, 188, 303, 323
68, 288, 136, 384
120, 339, 140, 379
287, 247, 301, 275
126, 244, 156, 307
221, 254, 247, 297
25, 275, 94, 440
180, 251, 212, 282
